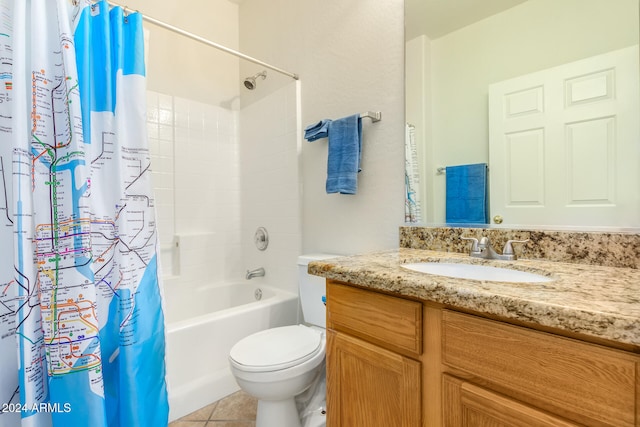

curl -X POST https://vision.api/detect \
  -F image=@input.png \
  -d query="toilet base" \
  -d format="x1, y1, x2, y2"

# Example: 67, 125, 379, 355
257, 398, 301, 427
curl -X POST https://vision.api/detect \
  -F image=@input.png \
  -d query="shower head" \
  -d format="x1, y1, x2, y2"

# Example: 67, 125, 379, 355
243, 70, 267, 90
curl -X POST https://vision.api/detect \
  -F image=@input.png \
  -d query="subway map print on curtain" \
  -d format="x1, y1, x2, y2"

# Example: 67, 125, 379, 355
0, 0, 168, 426
0, 1, 22, 426
73, 1, 169, 424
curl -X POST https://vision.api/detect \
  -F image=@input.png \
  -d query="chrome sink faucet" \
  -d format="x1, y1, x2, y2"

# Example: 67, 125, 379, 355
246, 267, 265, 280
461, 236, 529, 261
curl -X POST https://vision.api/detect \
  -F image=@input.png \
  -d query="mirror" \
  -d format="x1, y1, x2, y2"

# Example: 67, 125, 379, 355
405, 0, 640, 229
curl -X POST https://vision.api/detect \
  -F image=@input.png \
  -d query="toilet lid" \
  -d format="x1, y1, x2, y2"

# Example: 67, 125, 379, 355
229, 325, 322, 372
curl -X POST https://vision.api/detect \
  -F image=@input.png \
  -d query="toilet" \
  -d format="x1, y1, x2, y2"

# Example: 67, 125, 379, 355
228, 254, 338, 427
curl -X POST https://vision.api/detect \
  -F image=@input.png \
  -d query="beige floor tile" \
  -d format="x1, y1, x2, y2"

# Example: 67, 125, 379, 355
205, 422, 255, 427
168, 421, 208, 427
181, 402, 218, 421
210, 391, 258, 421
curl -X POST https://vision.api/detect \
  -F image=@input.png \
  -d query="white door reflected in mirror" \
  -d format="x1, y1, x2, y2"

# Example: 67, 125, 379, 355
489, 46, 639, 227
404, 0, 639, 228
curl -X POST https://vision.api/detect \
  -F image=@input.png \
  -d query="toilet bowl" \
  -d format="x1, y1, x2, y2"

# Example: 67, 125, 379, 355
229, 325, 325, 427
228, 254, 338, 427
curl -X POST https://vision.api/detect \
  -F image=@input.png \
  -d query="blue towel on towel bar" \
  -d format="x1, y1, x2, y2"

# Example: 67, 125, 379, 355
326, 114, 362, 194
445, 163, 488, 224
304, 119, 331, 141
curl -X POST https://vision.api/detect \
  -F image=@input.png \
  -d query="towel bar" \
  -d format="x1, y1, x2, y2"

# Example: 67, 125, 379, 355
360, 111, 382, 122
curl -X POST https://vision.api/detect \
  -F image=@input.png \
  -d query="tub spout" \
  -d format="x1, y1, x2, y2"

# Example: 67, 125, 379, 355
246, 267, 265, 280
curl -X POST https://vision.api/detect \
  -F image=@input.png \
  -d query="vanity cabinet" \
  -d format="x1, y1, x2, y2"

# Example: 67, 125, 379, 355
327, 331, 421, 427
442, 310, 638, 427
442, 375, 579, 427
326, 281, 422, 427
326, 280, 640, 427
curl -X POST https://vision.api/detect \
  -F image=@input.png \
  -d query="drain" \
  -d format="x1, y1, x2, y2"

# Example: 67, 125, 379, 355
254, 288, 263, 301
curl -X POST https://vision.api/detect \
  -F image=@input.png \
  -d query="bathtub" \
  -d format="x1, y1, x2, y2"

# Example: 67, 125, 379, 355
163, 280, 299, 421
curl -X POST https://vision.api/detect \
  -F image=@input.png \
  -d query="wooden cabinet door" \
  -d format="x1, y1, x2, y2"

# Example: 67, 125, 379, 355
443, 375, 579, 427
327, 329, 421, 427
442, 310, 637, 426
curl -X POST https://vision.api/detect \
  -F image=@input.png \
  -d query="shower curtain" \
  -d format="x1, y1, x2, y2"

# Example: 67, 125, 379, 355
405, 123, 422, 223
0, 1, 168, 426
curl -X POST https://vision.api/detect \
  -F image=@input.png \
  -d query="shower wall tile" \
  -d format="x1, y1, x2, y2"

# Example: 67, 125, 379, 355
147, 93, 175, 238
147, 90, 243, 282
147, 91, 175, 277
158, 92, 173, 111
147, 123, 159, 140
148, 84, 299, 293
158, 124, 173, 141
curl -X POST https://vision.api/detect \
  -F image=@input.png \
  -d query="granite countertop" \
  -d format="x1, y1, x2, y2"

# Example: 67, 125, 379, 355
308, 248, 640, 348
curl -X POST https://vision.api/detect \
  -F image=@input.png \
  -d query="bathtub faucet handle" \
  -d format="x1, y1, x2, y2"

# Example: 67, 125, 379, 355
246, 267, 265, 280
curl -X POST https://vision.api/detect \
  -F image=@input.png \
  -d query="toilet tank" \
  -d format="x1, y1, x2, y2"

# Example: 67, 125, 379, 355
298, 254, 340, 328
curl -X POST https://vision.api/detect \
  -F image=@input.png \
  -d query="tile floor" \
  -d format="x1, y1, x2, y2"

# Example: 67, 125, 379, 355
168, 391, 257, 427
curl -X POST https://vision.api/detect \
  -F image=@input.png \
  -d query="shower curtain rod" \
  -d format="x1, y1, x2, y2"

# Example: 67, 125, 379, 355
103, 1, 299, 80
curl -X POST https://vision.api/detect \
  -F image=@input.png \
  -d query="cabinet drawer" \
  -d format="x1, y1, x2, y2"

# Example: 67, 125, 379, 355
442, 310, 637, 427
443, 374, 580, 427
327, 281, 422, 357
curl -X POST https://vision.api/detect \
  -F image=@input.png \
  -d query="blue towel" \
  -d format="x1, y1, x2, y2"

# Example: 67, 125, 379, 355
445, 163, 488, 224
304, 119, 331, 141
326, 114, 362, 194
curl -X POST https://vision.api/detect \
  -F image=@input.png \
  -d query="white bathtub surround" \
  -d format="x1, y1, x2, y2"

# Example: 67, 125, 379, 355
173, 233, 243, 287
147, 91, 244, 282
164, 279, 298, 421
148, 83, 301, 290
240, 82, 302, 296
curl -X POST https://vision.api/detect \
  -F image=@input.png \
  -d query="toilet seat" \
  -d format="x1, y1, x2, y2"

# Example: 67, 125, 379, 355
229, 325, 323, 373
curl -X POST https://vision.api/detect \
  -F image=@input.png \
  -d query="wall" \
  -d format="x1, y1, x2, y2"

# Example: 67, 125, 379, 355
126, 0, 240, 106
239, 0, 406, 256
422, 0, 638, 223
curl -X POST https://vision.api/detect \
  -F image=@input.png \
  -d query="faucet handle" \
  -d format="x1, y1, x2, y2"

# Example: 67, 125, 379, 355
460, 236, 479, 252
503, 239, 530, 255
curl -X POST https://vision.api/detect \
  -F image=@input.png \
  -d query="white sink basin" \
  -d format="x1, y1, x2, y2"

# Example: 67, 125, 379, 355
401, 262, 553, 283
